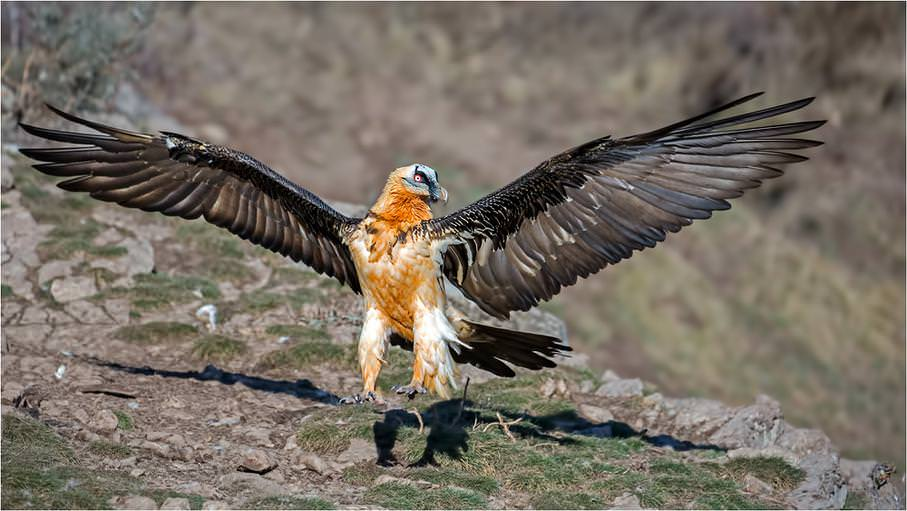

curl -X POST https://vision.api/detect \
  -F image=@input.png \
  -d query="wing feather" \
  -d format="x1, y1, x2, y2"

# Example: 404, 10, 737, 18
418, 93, 824, 318
20, 106, 361, 292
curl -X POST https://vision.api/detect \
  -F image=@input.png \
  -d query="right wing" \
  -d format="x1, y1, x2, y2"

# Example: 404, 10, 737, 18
20, 105, 362, 292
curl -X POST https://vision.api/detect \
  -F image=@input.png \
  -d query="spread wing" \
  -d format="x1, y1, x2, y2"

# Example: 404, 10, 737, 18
414, 93, 824, 318
19, 106, 361, 292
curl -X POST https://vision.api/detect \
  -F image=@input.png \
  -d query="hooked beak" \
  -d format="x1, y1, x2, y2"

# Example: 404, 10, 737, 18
431, 185, 448, 204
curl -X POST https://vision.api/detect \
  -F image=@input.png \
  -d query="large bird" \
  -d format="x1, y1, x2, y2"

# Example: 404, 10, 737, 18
19, 93, 823, 401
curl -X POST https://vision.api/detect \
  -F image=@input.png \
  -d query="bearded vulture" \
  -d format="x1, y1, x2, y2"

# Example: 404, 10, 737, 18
19, 93, 823, 401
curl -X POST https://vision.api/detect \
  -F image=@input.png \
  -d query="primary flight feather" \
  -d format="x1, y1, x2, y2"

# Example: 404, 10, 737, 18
19, 93, 823, 401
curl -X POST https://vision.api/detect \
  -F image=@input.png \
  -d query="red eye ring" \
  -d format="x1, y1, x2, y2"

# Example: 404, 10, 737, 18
414, 174, 423, 182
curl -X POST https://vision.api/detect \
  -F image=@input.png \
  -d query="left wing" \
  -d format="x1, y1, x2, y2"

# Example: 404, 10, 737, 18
411, 93, 824, 318
19, 106, 362, 291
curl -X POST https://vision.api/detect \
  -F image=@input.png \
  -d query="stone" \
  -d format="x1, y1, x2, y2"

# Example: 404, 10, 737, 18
611, 492, 642, 509
72, 408, 90, 424
218, 472, 288, 498
743, 474, 774, 494
104, 299, 131, 324
50, 276, 98, 303
64, 300, 113, 324
283, 434, 298, 451
786, 452, 847, 510
37, 259, 80, 286
110, 495, 159, 510
595, 378, 643, 398
335, 438, 377, 465
160, 498, 191, 510
296, 452, 330, 475
709, 395, 783, 449
140, 440, 173, 459
578, 403, 614, 424
243, 427, 274, 447
89, 409, 119, 433
90, 237, 154, 277
201, 501, 230, 510
238, 448, 276, 474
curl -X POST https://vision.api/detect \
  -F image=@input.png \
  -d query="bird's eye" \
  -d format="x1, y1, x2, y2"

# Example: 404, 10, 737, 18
413, 172, 424, 183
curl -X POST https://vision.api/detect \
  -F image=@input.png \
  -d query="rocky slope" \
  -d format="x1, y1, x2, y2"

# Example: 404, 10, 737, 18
1, 104, 903, 509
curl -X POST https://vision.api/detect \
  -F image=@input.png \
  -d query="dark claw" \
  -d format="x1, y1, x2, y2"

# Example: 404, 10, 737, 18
339, 391, 378, 405
391, 384, 427, 400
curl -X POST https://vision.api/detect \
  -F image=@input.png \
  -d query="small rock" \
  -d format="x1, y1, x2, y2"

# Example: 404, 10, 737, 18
89, 409, 119, 433
296, 452, 330, 475
238, 448, 276, 474
243, 427, 274, 447
160, 497, 191, 510
743, 474, 774, 494
218, 472, 288, 498
76, 429, 102, 443
284, 435, 298, 451
201, 501, 229, 510
578, 403, 614, 424
208, 416, 241, 427
72, 408, 90, 424
37, 259, 80, 286
50, 276, 98, 303
110, 495, 158, 510
129, 468, 146, 478
140, 440, 173, 459
595, 378, 643, 398
335, 438, 377, 465
611, 492, 642, 509
601, 369, 621, 382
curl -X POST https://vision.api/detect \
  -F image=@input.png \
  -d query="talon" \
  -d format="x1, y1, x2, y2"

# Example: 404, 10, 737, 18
339, 391, 380, 405
391, 384, 427, 400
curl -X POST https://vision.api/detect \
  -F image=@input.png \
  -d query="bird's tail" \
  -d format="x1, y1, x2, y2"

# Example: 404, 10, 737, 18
451, 320, 572, 377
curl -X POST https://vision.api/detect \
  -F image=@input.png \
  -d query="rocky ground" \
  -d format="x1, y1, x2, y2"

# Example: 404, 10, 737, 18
1, 114, 904, 509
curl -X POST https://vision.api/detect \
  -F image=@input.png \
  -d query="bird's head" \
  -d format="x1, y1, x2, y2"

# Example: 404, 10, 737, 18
393, 163, 448, 203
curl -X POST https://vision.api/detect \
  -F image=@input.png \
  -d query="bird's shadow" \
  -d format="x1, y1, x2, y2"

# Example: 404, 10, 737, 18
371, 398, 724, 468
85, 356, 724, 460
83, 357, 340, 405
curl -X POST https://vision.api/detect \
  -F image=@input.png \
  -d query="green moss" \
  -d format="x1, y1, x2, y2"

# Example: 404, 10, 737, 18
244, 495, 334, 510
406, 467, 499, 495
258, 341, 352, 371
236, 288, 318, 313
296, 406, 381, 455
530, 490, 604, 509
265, 324, 330, 340
191, 335, 247, 362
113, 411, 134, 431
715, 456, 806, 492
365, 482, 487, 509
1, 414, 142, 509
592, 456, 774, 510
1, 284, 13, 298
100, 272, 220, 311
342, 462, 386, 486
113, 322, 199, 345
176, 222, 246, 259
38, 219, 128, 261
87, 440, 133, 459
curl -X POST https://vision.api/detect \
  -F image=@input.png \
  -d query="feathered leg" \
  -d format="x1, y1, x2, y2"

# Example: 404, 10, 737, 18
342, 307, 389, 404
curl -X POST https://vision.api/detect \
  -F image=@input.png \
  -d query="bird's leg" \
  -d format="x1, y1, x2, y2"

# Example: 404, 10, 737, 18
397, 308, 455, 399
341, 308, 390, 405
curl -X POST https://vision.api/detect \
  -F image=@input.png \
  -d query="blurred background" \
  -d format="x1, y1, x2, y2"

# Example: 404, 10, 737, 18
2, 2, 904, 468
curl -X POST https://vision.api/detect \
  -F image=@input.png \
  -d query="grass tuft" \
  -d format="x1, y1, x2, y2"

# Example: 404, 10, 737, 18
113, 322, 199, 345
113, 411, 134, 431
191, 335, 247, 362
365, 482, 487, 510
244, 495, 334, 510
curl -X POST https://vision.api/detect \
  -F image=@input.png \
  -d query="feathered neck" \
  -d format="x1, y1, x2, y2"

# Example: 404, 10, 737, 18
369, 178, 432, 228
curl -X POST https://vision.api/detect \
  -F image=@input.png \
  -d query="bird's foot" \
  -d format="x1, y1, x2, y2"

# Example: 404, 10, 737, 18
391, 384, 427, 400
339, 391, 379, 405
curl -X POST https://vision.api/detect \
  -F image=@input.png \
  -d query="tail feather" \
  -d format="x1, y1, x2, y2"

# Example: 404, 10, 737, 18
452, 320, 572, 377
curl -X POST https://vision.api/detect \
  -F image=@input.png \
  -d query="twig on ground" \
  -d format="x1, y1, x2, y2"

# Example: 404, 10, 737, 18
409, 408, 424, 434
482, 411, 522, 442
